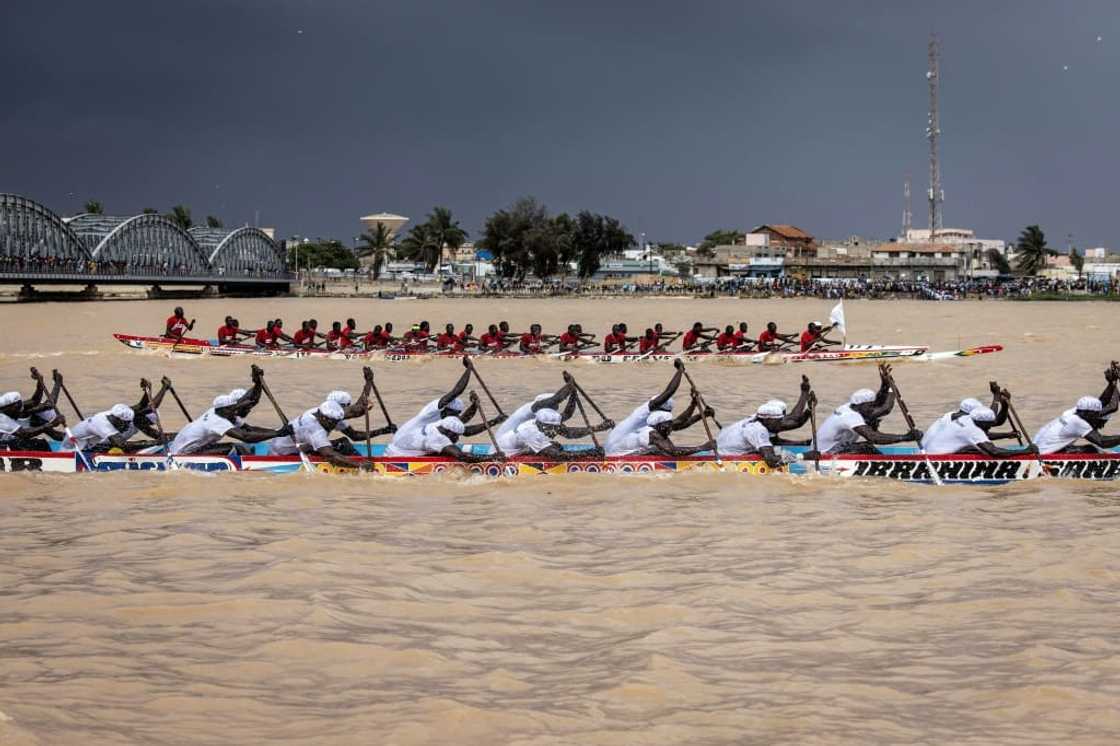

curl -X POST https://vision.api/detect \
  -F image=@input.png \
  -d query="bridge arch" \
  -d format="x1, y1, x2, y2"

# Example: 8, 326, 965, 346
0, 194, 92, 269
69, 214, 211, 274
190, 226, 286, 276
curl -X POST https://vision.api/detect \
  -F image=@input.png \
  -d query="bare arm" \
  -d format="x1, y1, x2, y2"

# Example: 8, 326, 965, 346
649, 367, 684, 412
439, 367, 472, 410
647, 430, 713, 457
853, 424, 918, 446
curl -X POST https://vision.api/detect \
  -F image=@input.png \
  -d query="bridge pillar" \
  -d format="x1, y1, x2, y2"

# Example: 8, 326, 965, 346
17, 284, 101, 302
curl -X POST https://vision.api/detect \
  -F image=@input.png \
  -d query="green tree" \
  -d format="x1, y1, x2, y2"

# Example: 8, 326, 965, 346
1013, 225, 1055, 275
1069, 247, 1085, 278
699, 229, 745, 251
397, 224, 442, 271
478, 197, 555, 279
286, 240, 358, 271
425, 206, 468, 266
84, 200, 104, 215
142, 207, 159, 215
206, 215, 223, 229
357, 222, 394, 279
986, 248, 1011, 275
166, 205, 193, 230
572, 211, 635, 278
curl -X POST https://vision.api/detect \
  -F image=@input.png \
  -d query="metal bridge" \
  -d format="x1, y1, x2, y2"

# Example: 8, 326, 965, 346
0, 194, 292, 294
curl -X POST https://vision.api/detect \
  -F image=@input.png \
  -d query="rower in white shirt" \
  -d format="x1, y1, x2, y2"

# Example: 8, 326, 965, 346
922, 406, 1032, 457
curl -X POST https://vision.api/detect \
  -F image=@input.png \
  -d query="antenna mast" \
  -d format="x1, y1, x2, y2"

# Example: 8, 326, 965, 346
903, 175, 912, 237
926, 34, 943, 235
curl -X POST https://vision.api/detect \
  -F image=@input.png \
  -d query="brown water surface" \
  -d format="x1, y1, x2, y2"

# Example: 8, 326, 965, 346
1, 298, 1118, 744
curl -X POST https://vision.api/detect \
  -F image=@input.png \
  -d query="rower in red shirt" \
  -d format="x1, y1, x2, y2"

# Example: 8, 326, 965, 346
437, 323, 462, 352
496, 321, 519, 351
603, 324, 624, 353
639, 328, 658, 354
325, 321, 344, 350
681, 322, 718, 351
651, 322, 681, 351
164, 306, 195, 340
799, 321, 840, 352
558, 325, 581, 352
364, 324, 385, 349
519, 323, 545, 354
456, 323, 478, 351
478, 324, 501, 352
757, 321, 796, 351
292, 320, 318, 348
731, 322, 752, 351
217, 316, 239, 346
715, 325, 738, 351
254, 320, 277, 349
338, 318, 358, 349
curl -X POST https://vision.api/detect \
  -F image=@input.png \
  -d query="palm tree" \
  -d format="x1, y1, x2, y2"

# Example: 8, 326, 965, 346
84, 200, 104, 215
398, 224, 442, 271
357, 222, 394, 279
166, 205, 193, 230
1013, 225, 1054, 275
206, 215, 223, 229
425, 206, 468, 266
1069, 248, 1085, 278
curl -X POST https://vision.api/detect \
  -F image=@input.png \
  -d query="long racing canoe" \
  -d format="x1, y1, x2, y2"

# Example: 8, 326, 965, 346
3, 448, 1116, 483
112, 334, 1002, 365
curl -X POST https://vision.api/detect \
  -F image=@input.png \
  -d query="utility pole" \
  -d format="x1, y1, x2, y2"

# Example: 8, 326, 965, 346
926, 35, 943, 237
903, 175, 912, 238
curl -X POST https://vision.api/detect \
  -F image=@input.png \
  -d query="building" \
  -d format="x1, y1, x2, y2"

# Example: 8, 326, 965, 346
359, 212, 409, 240
750, 224, 816, 257
785, 242, 970, 281
692, 244, 784, 279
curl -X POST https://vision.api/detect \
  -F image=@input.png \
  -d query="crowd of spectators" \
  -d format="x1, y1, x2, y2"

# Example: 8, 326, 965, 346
0, 253, 288, 278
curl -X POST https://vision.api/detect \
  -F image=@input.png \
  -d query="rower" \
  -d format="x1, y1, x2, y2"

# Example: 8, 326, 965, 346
1032, 396, 1120, 453
437, 323, 462, 352
325, 321, 344, 350
606, 410, 714, 457
922, 405, 1034, 457
558, 325, 581, 352
497, 407, 612, 459
799, 321, 840, 352
519, 324, 545, 354
316, 376, 397, 453
497, 321, 518, 350
921, 386, 1018, 451
815, 369, 920, 454
14, 368, 63, 431
364, 324, 386, 349
217, 317, 239, 346
457, 323, 478, 351
757, 322, 797, 352
479, 324, 502, 352
716, 375, 816, 466
496, 382, 579, 440
60, 403, 138, 453
256, 319, 293, 349
572, 324, 597, 351
604, 360, 690, 452
0, 391, 65, 451
715, 325, 738, 351
732, 322, 753, 351
681, 322, 718, 351
264, 400, 372, 469
603, 324, 625, 353
384, 414, 491, 462
381, 322, 397, 347
292, 321, 319, 349
639, 328, 658, 354
385, 360, 503, 454
164, 306, 195, 341
717, 399, 812, 468
168, 394, 287, 455
339, 318, 359, 349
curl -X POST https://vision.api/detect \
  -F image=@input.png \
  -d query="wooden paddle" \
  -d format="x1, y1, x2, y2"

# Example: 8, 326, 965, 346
34, 369, 90, 471
808, 393, 821, 473
57, 376, 85, 421
168, 384, 194, 422
469, 390, 504, 460
883, 366, 942, 486
464, 356, 506, 417
141, 379, 178, 470
691, 388, 722, 466
1003, 391, 1047, 477
677, 363, 723, 429
563, 372, 603, 451
567, 376, 610, 423
256, 368, 313, 473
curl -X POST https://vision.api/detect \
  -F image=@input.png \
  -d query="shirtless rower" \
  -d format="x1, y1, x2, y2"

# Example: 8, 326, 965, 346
681, 322, 719, 352
1032, 369, 1120, 453
799, 321, 841, 352
716, 376, 816, 468
164, 306, 195, 341
814, 367, 921, 455
922, 405, 1034, 457
497, 406, 612, 460
757, 322, 797, 352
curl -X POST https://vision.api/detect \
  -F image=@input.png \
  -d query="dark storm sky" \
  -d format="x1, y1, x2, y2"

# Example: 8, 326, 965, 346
3, 1, 1118, 247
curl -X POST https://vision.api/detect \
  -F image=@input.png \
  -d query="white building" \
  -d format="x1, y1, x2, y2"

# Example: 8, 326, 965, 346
360, 212, 409, 240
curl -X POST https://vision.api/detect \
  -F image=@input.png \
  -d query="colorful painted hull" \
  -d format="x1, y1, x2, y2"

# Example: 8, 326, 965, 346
1, 449, 1116, 483
113, 334, 1002, 365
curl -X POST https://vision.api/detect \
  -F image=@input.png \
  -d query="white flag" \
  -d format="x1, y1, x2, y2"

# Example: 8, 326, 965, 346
829, 301, 846, 336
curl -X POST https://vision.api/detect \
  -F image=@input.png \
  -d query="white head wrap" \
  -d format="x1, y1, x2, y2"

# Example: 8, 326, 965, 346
533, 393, 552, 402
969, 406, 996, 423
535, 408, 562, 425
444, 398, 465, 413
756, 400, 787, 419
327, 390, 352, 406
959, 398, 983, 414
228, 388, 248, 400
647, 411, 674, 427
436, 416, 465, 434
110, 404, 135, 422
655, 397, 674, 412
0, 392, 21, 407
213, 394, 234, 409
1077, 396, 1103, 413
849, 389, 876, 406
318, 400, 345, 420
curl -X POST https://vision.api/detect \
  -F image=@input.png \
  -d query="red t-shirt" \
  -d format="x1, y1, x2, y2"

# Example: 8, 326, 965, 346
520, 333, 541, 353
682, 330, 700, 349
217, 325, 236, 344
604, 333, 623, 352
559, 331, 578, 348
292, 329, 312, 346
479, 332, 499, 349
166, 315, 188, 337
716, 332, 737, 350
437, 333, 460, 351
339, 328, 354, 348
639, 336, 657, 353
800, 330, 819, 352
326, 330, 341, 348
758, 329, 777, 349
255, 328, 275, 346
456, 331, 472, 346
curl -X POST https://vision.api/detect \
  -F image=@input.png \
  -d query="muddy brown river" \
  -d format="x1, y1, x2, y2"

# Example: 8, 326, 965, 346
2, 297, 1118, 744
